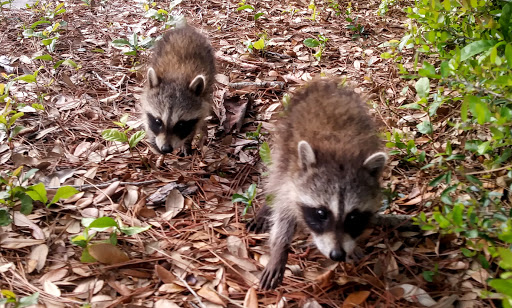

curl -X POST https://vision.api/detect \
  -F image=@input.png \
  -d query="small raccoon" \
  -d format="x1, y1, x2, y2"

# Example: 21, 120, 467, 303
248, 79, 388, 290
141, 24, 216, 154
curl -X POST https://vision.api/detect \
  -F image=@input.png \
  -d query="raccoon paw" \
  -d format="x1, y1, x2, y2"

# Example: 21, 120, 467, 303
259, 262, 286, 290
246, 217, 270, 234
347, 246, 365, 263
246, 205, 272, 233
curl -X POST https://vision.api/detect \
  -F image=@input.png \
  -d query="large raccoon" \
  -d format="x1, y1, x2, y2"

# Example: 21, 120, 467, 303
248, 79, 388, 290
141, 24, 216, 154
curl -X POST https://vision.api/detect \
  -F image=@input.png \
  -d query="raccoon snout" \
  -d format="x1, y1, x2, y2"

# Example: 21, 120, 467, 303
329, 249, 346, 262
160, 144, 173, 154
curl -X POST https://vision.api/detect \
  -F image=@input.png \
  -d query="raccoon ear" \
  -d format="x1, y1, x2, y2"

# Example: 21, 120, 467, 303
189, 75, 206, 96
363, 152, 388, 177
147, 67, 160, 88
298, 140, 316, 171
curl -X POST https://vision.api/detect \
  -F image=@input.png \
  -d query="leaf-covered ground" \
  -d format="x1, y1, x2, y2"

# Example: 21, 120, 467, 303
0, 0, 498, 307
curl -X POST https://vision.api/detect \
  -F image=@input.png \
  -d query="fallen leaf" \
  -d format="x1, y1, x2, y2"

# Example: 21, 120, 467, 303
197, 285, 225, 306
243, 287, 258, 308
27, 244, 48, 273
343, 291, 370, 308
44, 280, 61, 297
88, 243, 129, 265
155, 264, 176, 283
226, 236, 248, 258
162, 189, 185, 220
391, 284, 437, 307
93, 181, 120, 203
155, 299, 180, 308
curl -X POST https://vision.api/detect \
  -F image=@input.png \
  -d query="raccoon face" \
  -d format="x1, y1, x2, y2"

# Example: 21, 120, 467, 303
143, 68, 207, 154
295, 141, 387, 261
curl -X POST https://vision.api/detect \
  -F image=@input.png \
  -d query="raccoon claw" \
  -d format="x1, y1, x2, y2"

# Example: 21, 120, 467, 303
246, 205, 272, 234
259, 263, 286, 290
246, 217, 270, 234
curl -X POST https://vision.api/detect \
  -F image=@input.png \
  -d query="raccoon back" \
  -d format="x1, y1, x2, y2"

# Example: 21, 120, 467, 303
149, 25, 216, 94
275, 79, 382, 174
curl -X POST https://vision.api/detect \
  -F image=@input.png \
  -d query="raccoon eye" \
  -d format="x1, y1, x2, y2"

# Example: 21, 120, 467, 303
154, 118, 163, 127
316, 209, 328, 220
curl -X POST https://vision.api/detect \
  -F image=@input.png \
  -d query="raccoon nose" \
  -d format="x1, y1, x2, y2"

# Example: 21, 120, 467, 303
329, 249, 345, 262
160, 144, 173, 154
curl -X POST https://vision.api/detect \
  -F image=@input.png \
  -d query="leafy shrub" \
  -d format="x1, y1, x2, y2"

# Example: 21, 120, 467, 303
382, 0, 512, 305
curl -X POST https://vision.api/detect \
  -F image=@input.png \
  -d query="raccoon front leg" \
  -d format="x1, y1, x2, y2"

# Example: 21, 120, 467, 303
246, 204, 272, 233
259, 210, 296, 290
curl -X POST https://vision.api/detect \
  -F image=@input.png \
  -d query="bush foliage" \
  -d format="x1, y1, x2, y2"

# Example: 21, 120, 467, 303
382, 0, 512, 305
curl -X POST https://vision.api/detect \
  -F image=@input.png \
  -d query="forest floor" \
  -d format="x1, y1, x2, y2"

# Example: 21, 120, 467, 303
0, 0, 496, 307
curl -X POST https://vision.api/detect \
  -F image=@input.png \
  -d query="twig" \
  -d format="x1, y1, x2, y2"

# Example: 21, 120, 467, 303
93, 71, 118, 92
466, 164, 512, 175
216, 54, 259, 71
46, 179, 160, 190
229, 81, 285, 89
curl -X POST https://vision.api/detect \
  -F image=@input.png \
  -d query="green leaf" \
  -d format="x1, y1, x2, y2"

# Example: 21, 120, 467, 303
112, 38, 130, 47
303, 38, 320, 48
253, 38, 265, 50
259, 142, 272, 165
101, 129, 128, 142
433, 212, 451, 228
254, 12, 264, 20
506, 43, 512, 67
415, 77, 429, 98
50, 186, 79, 204
418, 61, 440, 79
237, 4, 254, 11
14, 74, 36, 83
109, 232, 117, 245
247, 183, 257, 201
417, 120, 432, 135
232, 193, 248, 204
128, 131, 146, 148
460, 40, 496, 61
81, 247, 97, 263
429, 173, 446, 187
26, 182, 48, 204
89, 216, 118, 229
120, 225, 151, 236
33, 54, 53, 61
9, 112, 24, 126
17, 292, 39, 308
452, 203, 463, 226
422, 271, 434, 282
22, 168, 39, 183
0, 209, 12, 226
19, 193, 34, 215
498, 247, 512, 270
71, 234, 88, 248
489, 279, 512, 297
60, 59, 78, 68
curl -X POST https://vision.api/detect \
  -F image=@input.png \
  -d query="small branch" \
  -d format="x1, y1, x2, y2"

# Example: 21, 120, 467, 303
46, 179, 159, 191
229, 81, 285, 89
93, 71, 118, 92
466, 164, 512, 175
216, 54, 259, 71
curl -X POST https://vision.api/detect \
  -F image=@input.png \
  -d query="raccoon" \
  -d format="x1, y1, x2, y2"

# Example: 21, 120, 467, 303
248, 79, 388, 290
141, 24, 216, 154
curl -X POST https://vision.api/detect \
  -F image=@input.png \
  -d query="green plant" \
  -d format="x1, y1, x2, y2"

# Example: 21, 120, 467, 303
232, 184, 257, 216
112, 33, 155, 57
23, 21, 67, 52
0, 166, 79, 226
237, 0, 265, 21
245, 33, 267, 53
70, 216, 150, 263
0, 290, 39, 308
303, 34, 328, 61
307, 1, 317, 21
144, 0, 184, 29
384, 0, 512, 304
378, 0, 397, 16
101, 114, 146, 149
